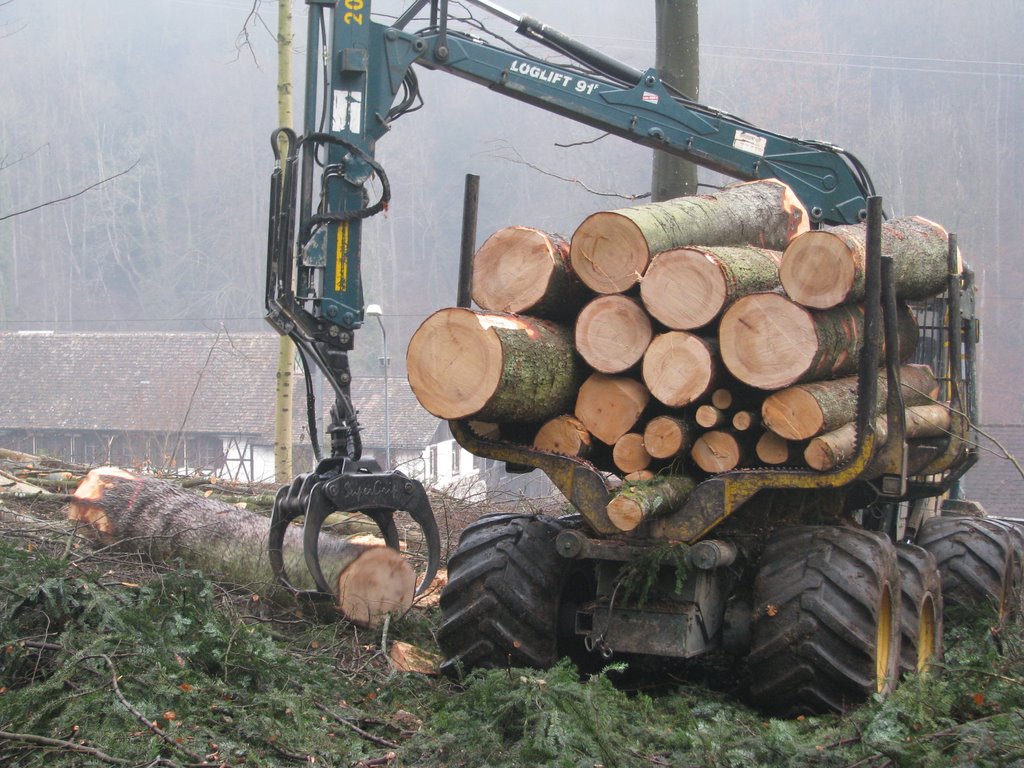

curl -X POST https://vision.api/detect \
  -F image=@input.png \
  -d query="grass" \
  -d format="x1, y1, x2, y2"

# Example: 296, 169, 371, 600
0, 495, 1022, 767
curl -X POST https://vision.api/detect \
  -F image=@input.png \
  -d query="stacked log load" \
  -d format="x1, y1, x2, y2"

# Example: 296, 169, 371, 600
407, 180, 957, 531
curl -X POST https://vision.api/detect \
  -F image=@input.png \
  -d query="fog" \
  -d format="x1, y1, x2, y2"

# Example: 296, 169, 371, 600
1, 0, 1022, 423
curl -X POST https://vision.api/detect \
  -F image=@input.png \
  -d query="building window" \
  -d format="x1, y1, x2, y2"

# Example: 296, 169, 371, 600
452, 443, 460, 475
429, 445, 438, 481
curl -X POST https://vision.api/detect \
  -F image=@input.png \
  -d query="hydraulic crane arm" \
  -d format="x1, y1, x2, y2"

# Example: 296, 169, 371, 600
263, 0, 874, 602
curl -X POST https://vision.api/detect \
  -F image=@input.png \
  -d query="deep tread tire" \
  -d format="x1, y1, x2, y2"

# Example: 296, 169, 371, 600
896, 544, 943, 676
437, 513, 573, 677
917, 516, 1016, 620
748, 526, 901, 716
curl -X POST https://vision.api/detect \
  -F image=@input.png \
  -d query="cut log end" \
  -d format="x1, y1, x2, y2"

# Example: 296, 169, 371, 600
606, 496, 644, 532
570, 213, 648, 294
471, 227, 570, 314
407, 308, 505, 418
575, 294, 653, 373
68, 466, 137, 537
640, 247, 727, 330
718, 293, 817, 390
335, 546, 416, 627
642, 331, 716, 408
612, 432, 652, 474
761, 387, 824, 441
780, 231, 859, 309
643, 415, 692, 459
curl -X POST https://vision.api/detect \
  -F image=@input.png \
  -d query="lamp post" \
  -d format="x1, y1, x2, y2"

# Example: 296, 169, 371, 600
365, 304, 391, 470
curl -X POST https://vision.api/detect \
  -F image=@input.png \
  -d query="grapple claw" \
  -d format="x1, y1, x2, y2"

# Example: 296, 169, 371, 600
269, 459, 441, 605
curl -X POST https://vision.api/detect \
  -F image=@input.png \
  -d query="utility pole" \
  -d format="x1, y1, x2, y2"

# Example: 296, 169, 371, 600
273, 0, 295, 482
652, 0, 699, 202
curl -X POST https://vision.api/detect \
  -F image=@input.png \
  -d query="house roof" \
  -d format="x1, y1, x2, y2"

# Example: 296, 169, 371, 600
0, 332, 441, 448
960, 424, 1024, 520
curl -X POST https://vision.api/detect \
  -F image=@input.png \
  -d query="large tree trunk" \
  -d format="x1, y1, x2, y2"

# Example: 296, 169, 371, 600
641, 331, 718, 407
719, 293, 919, 390
575, 294, 653, 373
803, 403, 954, 471
780, 216, 952, 309
574, 373, 650, 445
569, 179, 809, 294
67, 468, 414, 627
640, 245, 782, 330
761, 364, 940, 440
471, 227, 588, 319
407, 307, 580, 422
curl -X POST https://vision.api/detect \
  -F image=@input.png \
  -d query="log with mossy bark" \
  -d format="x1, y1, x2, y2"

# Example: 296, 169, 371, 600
803, 402, 954, 471
407, 307, 581, 422
761, 364, 940, 441
780, 216, 952, 309
67, 468, 415, 627
718, 292, 919, 390
574, 294, 653, 374
470, 226, 590, 319
569, 179, 808, 294
640, 245, 782, 330
606, 475, 697, 532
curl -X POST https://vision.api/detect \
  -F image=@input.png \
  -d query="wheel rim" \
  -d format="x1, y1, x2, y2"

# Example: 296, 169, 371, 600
876, 584, 894, 692
917, 595, 936, 673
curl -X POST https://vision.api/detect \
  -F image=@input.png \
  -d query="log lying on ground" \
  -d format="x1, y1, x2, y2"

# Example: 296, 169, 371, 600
575, 294, 653, 373
408, 307, 580, 422
643, 415, 694, 459
719, 293, 918, 390
569, 179, 809, 294
574, 373, 650, 445
780, 216, 952, 309
471, 226, 588, 318
67, 468, 414, 627
761, 364, 940, 440
640, 245, 782, 330
533, 414, 593, 458
606, 475, 697, 532
804, 403, 954, 471
642, 332, 718, 408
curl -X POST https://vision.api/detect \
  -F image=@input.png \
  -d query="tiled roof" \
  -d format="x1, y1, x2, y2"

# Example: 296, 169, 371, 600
960, 424, 1024, 520
0, 332, 440, 448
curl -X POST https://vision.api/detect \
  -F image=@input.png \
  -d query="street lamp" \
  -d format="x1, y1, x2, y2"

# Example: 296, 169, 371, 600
365, 304, 391, 470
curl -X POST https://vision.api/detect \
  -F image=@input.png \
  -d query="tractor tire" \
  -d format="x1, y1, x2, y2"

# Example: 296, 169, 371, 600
987, 517, 1024, 612
917, 516, 1017, 622
748, 526, 901, 716
437, 513, 577, 678
896, 544, 943, 676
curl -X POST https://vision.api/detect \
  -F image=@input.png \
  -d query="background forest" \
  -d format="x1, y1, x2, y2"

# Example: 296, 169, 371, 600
1, 0, 1022, 422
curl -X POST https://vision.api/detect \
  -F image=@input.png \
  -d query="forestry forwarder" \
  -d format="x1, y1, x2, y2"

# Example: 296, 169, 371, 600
264, 1, 1012, 715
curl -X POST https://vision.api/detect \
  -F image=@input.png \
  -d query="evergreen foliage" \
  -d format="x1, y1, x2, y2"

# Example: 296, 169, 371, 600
0, 516, 1022, 767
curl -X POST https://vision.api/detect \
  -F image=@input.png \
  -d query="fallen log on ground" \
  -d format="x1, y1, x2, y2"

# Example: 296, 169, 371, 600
570, 179, 808, 294
68, 467, 415, 627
